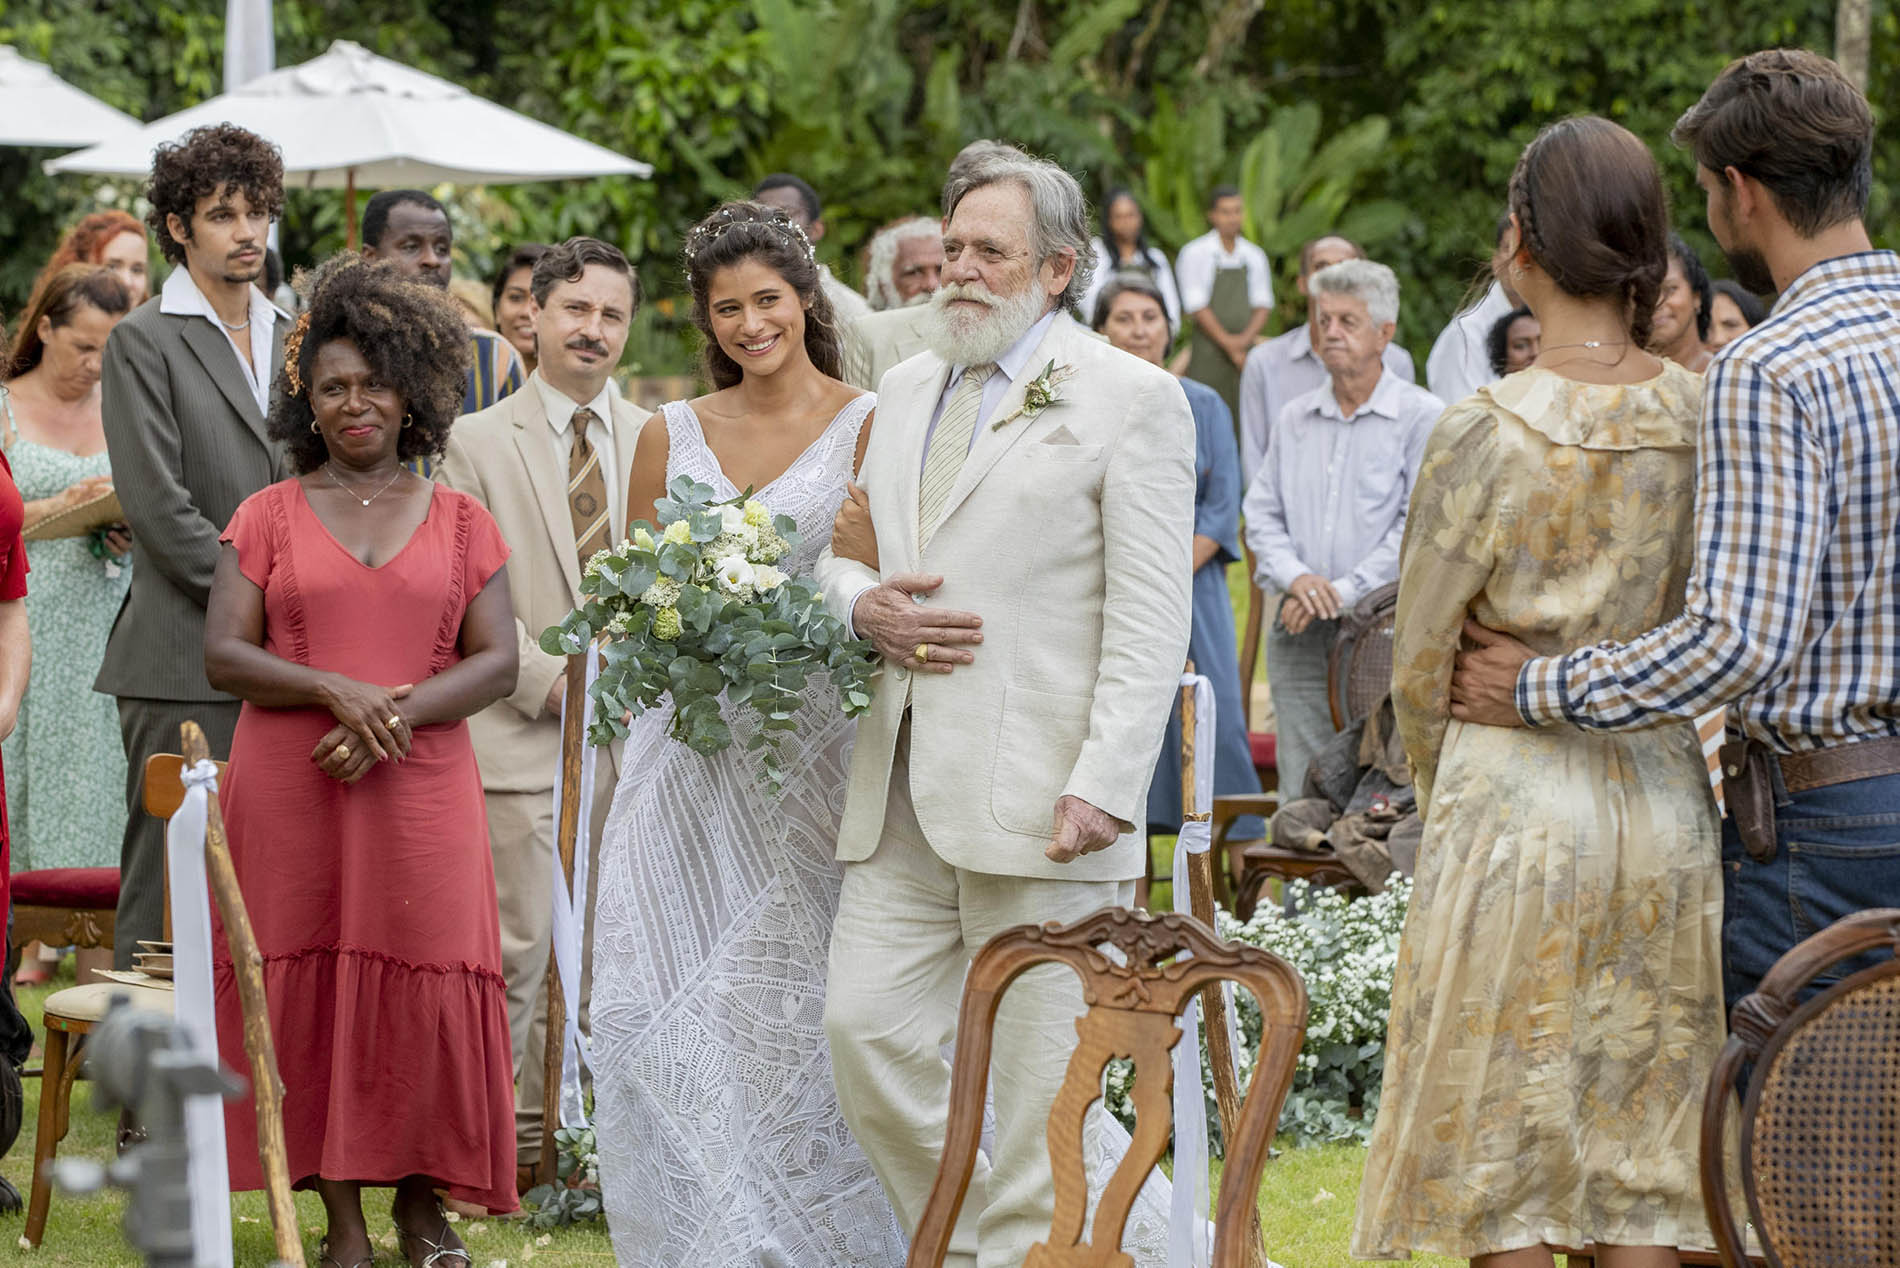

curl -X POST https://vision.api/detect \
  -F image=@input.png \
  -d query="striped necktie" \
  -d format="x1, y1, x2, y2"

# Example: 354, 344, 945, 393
918, 363, 993, 545
567, 407, 612, 568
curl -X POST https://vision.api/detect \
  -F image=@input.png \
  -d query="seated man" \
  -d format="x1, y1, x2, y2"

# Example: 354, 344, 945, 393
1242, 259, 1441, 800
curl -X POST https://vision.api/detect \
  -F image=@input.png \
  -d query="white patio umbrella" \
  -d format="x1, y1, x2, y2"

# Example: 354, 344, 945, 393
0, 46, 140, 148
48, 39, 649, 241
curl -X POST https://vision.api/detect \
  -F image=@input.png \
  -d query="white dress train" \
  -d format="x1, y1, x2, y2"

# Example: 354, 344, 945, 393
591, 395, 1176, 1267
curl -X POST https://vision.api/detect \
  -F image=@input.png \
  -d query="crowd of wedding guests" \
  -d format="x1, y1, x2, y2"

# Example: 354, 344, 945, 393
0, 43, 1892, 1268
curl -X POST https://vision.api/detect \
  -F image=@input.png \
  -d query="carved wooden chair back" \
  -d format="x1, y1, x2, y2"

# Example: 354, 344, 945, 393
905, 907, 1308, 1268
1701, 907, 1900, 1268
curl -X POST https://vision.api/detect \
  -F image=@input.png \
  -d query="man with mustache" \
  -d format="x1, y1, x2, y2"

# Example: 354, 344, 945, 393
361, 190, 525, 474
817, 145, 1196, 1267
438, 237, 649, 1188
96, 123, 289, 962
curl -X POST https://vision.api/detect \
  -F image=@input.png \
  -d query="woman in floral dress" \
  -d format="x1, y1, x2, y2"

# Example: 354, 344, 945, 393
1353, 117, 1724, 1265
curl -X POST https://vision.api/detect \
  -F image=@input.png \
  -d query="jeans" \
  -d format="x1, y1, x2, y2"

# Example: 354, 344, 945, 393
1720, 769, 1900, 1015
1264, 616, 1339, 806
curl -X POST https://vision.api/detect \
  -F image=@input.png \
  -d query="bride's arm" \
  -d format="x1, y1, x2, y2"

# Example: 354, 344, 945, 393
830, 408, 878, 569
625, 413, 672, 533
1390, 407, 1501, 812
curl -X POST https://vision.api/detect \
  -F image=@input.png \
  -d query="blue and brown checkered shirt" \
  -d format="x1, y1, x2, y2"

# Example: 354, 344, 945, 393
1517, 250, 1900, 754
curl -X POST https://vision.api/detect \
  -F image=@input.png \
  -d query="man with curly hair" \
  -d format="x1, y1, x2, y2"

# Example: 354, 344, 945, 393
95, 122, 288, 965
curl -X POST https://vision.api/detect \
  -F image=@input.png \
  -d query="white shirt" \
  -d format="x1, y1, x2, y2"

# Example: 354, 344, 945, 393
1078, 240, 1182, 328
1424, 280, 1513, 406
532, 371, 623, 540
1174, 230, 1274, 314
844, 307, 1061, 634
158, 266, 285, 418
1242, 368, 1443, 609
1236, 323, 1416, 486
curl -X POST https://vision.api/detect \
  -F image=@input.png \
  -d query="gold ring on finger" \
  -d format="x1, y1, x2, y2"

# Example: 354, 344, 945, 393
914, 643, 930, 664
385, 715, 402, 729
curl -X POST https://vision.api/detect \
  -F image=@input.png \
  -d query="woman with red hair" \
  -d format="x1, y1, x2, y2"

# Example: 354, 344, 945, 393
33, 211, 151, 308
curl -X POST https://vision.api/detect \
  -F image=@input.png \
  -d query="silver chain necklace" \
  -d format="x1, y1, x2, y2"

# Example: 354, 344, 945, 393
322, 463, 405, 507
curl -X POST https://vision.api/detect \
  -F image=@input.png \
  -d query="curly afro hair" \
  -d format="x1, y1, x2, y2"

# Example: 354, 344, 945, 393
146, 124, 286, 267
268, 253, 469, 474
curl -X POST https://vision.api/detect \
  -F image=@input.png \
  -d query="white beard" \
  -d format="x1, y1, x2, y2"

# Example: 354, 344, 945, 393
925, 281, 1049, 366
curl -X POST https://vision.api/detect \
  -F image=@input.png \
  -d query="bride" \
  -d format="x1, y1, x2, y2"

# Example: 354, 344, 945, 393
591, 201, 1174, 1265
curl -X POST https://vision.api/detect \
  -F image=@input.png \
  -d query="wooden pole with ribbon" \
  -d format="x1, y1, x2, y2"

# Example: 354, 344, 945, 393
182, 722, 303, 1266
1178, 670, 1268, 1268
537, 652, 589, 1186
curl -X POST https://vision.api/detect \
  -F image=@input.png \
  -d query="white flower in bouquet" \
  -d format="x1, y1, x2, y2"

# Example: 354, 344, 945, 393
640, 577, 681, 609
662, 519, 693, 546
754, 528, 790, 563
715, 555, 756, 595
583, 547, 613, 581
742, 499, 772, 529
632, 526, 656, 551
753, 564, 789, 593
651, 606, 683, 640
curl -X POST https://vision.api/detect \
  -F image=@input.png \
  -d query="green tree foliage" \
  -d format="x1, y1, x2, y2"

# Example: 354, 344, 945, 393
0, 0, 1890, 370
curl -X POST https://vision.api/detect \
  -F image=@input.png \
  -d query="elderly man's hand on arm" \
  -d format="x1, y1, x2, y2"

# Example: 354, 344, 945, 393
851, 575, 983, 674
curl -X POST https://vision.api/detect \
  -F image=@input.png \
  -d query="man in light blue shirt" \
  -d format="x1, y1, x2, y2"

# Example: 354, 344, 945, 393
1242, 258, 1442, 799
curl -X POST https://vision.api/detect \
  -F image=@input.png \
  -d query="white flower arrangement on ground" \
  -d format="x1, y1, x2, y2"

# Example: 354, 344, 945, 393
1103, 878, 1411, 1151
541, 475, 876, 791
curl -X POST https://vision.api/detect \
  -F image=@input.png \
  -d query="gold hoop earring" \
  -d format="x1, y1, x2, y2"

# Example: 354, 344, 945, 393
402, 413, 414, 429
309, 419, 320, 434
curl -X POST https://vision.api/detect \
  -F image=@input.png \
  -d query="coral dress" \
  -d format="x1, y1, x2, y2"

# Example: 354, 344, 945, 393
212, 479, 518, 1213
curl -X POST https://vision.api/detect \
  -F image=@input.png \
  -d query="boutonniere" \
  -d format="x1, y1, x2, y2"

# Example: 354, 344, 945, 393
990, 360, 1077, 430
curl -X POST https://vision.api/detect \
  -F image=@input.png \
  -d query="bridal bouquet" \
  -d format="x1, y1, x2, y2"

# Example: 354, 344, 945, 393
540, 476, 876, 790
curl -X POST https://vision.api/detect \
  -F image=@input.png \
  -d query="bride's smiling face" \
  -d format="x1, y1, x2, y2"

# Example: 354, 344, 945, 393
707, 257, 810, 378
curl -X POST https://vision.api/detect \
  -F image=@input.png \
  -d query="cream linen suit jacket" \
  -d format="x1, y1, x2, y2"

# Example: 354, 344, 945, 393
843, 303, 936, 390
437, 379, 650, 793
818, 313, 1196, 882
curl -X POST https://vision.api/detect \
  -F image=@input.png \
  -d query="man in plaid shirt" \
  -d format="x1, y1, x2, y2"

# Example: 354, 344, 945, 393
1451, 49, 1899, 1009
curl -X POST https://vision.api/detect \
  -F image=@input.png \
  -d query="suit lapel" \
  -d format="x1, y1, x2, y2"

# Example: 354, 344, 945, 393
608, 395, 645, 539
932, 317, 1071, 531
511, 388, 584, 602
179, 319, 271, 449
894, 357, 951, 570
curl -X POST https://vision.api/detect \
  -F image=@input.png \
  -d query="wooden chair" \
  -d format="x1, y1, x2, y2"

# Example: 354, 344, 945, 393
22, 752, 218, 1247
1230, 583, 1396, 917
905, 907, 1308, 1268
1699, 906, 1900, 1268
7, 869, 118, 976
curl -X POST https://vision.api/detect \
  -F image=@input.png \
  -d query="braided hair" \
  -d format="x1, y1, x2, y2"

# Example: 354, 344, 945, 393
1507, 116, 1669, 349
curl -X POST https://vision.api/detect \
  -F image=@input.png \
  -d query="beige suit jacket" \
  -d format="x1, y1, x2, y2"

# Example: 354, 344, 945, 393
843, 303, 936, 391
437, 377, 651, 793
817, 313, 1196, 882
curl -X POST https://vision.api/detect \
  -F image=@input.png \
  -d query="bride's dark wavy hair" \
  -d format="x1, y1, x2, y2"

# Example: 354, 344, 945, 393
683, 201, 842, 388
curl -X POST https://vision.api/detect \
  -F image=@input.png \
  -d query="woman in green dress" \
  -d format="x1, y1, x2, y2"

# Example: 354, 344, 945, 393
2, 265, 134, 985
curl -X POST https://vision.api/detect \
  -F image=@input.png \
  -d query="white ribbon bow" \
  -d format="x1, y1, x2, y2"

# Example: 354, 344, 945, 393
165, 758, 234, 1268
549, 656, 600, 1128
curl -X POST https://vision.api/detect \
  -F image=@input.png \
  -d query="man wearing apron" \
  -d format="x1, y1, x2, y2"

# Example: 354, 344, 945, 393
1177, 185, 1274, 422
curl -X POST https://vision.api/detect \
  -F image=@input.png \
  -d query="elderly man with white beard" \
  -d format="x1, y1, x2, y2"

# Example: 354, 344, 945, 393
863, 214, 945, 311
815, 146, 1196, 1268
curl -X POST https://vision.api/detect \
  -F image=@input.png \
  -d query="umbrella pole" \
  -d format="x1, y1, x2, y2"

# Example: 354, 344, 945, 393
345, 167, 358, 250
1180, 666, 1269, 1268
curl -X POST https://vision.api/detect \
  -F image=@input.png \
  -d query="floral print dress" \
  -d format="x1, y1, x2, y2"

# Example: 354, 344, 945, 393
1352, 363, 1724, 1258
1, 399, 130, 872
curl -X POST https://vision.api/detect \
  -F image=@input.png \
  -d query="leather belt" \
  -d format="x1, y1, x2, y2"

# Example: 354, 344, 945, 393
1719, 735, 1900, 863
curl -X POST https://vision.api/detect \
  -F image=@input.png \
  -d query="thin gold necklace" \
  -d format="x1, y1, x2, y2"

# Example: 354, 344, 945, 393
322, 463, 405, 507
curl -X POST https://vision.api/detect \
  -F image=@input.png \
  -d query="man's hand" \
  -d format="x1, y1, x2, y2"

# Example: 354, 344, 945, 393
1279, 594, 1314, 635
1286, 573, 1342, 622
1449, 619, 1535, 728
546, 672, 568, 717
831, 480, 878, 570
1045, 795, 1122, 863
851, 574, 982, 675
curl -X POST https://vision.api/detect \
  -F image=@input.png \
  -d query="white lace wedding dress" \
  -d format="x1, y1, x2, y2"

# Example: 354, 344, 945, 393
591, 394, 1175, 1267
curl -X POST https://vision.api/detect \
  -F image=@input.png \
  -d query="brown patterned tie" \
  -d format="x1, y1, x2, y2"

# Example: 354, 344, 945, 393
567, 407, 611, 567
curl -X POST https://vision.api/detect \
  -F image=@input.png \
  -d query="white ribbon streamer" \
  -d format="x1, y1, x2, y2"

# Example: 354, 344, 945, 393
1167, 672, 1219, 1268
164, 758, 234, 1268
549, 655, 600, 1128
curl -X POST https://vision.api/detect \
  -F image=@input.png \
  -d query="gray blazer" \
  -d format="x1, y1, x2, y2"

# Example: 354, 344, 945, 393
94, 300, 286, 703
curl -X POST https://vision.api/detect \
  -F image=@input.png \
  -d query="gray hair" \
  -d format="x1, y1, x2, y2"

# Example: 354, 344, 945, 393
1309, 258, 1400, 327
862, 216, 941, 310
942, 147, 1095, 311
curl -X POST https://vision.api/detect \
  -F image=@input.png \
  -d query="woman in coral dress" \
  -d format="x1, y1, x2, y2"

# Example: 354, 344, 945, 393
204, 256, 519, 1268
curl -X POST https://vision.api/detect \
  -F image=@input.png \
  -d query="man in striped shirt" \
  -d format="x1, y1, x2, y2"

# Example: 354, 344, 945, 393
1450, 49, 1899, 1009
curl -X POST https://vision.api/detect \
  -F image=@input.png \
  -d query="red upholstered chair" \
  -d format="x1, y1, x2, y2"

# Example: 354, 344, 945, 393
8, 868, 120, 964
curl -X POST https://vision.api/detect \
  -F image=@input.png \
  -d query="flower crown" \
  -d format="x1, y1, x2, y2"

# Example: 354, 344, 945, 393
282, 309, 313, 396
681, 206, 817, 276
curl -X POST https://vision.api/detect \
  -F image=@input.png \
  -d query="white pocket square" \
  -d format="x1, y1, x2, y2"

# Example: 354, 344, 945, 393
1041, 425, 1082, 446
